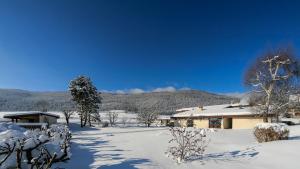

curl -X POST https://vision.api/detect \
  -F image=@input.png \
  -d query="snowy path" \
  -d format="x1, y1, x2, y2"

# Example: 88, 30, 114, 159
56, 124, 300, 169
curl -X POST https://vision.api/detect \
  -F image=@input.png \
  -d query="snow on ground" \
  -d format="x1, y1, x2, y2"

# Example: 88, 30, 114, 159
1, 111, 299, 169
55, 123, 300, 169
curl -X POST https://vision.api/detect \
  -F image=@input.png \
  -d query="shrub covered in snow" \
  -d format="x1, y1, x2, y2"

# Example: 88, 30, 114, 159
0, 123, 71, 169
166, 127, 214, 163
254, 123, 289, 143
101, 121, 109, 128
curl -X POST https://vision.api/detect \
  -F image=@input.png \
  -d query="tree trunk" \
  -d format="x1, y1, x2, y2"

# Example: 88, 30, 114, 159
83, 113, 87, 126
265, 94, 271, 119
65, 116, 69, 126
88, 114, 92, 127
264, 85, 273, 122
16, 149, 21, 169
80, 115, 83, 127
275, 112, 279, 123
80, 107, 83, 127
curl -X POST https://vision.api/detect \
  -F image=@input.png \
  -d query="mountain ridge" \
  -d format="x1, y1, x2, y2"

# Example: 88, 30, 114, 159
0, 88, 239, 114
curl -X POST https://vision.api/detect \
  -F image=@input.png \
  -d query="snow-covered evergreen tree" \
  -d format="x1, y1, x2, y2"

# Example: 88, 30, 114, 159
68, 75, 102, 127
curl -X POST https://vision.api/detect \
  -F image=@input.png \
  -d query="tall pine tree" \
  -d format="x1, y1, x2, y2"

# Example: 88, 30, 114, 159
69, 76, 101, 127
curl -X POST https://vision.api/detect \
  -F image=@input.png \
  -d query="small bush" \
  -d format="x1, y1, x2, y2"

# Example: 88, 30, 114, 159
167, 121, 175, 127
102, 121, 109, 128
254, 123, 289, 143
166, 127, 213, 163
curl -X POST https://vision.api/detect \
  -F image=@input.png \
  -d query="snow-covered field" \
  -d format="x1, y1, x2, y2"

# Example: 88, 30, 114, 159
1, 111, 300, 169
55, 123, 300, 169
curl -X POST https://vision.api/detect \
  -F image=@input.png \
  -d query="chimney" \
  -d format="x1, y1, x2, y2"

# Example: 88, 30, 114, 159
199, 106, 203, 110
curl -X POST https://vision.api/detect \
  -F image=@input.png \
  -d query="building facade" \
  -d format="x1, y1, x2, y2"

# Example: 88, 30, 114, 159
3, 111, 60, 128
172, 104, 271, 129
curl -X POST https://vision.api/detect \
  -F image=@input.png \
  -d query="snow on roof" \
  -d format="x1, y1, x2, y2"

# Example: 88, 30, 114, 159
157, 115, 171, 120
289, 94, 300, 102
176, 107, 202, 112
3, 111, 60, 118
172, 104, 257, 118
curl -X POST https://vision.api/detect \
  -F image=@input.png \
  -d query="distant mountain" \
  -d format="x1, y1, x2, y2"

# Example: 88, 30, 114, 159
0, 89, 238, 114
221, 92, 246, 98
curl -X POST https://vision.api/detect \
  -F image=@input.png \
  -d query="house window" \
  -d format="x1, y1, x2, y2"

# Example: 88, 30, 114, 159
187, 119, 194, 127
209, 118, 222, 128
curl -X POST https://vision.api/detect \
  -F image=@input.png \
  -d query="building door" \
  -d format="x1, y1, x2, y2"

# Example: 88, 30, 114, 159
209, 118, 222, 128
223, 118, 232, 129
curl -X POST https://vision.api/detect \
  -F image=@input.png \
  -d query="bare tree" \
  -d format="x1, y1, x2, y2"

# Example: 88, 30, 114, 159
137, 111, 158, 127
63, 110, 74, 126
60, 102, 76, 126
107, 111, 119, 126
92, 112, 102, 125
137, 103, 159, 127
120, 116, 129, 127
166, 127, 211, 163
245, 47, 299, 122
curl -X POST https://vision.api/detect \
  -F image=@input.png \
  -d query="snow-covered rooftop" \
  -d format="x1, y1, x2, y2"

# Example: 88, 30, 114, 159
176, 107, 202, 112
3, 111, 60, 118
172, 104, 257, 118
157, 115, 171, 120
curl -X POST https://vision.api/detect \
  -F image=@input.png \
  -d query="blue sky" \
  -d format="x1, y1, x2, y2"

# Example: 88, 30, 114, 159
0, 0, 300, 93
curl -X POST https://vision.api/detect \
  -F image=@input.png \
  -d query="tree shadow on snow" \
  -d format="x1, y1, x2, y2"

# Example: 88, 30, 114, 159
56, 137, 130, 168
57, 123, 152, 169
54, 141, 96, 168
69, 123, 100, 132
98, 158, 151, 169
55, 126, 124, 168
189, 147, 259, 164
289, 136, 300, 140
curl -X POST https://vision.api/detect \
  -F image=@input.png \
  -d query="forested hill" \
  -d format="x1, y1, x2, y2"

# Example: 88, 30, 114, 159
0, 89, 238, 114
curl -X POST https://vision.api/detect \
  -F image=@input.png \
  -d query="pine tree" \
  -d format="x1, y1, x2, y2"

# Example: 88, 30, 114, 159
68, 75, 101, 127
